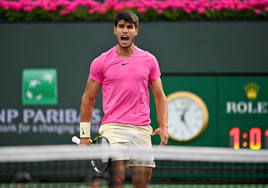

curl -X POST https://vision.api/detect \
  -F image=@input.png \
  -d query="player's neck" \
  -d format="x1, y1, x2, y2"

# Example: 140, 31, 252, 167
116, 44, 136, 58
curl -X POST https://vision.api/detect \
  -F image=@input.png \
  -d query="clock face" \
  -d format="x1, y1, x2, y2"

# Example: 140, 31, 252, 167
167, 92, 209, 142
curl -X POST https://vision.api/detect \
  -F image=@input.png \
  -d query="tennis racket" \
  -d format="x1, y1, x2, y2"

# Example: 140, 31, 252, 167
72, 135, 111, 174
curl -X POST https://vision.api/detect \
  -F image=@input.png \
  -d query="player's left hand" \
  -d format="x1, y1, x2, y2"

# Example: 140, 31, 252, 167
151, 127, 169, 146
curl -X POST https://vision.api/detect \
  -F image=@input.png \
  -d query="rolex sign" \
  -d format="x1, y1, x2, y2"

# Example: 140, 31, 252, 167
219, 78, 268, 117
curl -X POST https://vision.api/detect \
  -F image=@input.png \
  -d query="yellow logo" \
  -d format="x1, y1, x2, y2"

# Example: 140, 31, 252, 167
244, 82, 260, 100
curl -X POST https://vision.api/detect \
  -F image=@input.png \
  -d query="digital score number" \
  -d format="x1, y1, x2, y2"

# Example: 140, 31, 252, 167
229, 127, 268, 150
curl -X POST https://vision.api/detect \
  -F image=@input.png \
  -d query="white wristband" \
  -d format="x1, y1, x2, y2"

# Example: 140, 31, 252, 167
80, 122, 90, 138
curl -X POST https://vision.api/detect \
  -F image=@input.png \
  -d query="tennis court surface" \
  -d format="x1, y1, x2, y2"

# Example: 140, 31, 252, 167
0, 145, 267, 187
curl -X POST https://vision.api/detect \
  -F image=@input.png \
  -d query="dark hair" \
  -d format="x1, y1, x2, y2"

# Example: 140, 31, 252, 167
114, 10, 139, 28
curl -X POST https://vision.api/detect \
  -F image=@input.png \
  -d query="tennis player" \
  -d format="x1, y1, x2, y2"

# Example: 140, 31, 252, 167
79, 10, 168, 188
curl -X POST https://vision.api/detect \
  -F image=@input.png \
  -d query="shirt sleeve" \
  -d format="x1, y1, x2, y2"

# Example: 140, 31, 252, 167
89, 57, 103, 84
149, 54, 161, 82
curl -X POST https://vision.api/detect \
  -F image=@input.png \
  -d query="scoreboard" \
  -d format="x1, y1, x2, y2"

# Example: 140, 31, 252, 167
229, 127, 268, 150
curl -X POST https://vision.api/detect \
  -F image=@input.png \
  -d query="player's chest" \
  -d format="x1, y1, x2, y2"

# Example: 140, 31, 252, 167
104, 59, 150, 82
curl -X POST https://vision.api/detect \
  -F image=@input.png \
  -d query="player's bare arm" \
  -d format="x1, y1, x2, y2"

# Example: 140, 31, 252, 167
150, 78, 169, 146
80, 77, 100, 145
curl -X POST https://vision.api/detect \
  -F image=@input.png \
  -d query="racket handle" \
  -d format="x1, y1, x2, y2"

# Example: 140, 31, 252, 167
72, 136, 80, 145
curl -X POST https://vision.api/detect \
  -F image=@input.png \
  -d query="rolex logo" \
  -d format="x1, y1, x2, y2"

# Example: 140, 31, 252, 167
244, 82, 260, 100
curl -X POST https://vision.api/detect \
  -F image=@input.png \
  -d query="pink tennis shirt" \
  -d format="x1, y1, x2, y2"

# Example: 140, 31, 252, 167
89, 46, 161, 126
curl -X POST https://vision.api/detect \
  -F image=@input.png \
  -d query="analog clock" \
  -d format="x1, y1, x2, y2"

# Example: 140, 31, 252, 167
167, 91, 209, 142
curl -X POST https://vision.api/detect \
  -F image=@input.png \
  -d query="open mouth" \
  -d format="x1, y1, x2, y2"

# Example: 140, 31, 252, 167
121, 36, 129, 41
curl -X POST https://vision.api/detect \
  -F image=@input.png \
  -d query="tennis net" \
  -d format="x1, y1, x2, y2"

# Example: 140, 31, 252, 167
0, 144, 268, 188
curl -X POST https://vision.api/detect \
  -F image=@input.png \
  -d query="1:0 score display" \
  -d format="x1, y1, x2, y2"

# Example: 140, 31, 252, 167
229, 127, 268, 150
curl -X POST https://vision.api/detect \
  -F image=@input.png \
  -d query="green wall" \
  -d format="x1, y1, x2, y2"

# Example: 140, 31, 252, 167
1, 22, 268, 75
150, 76, 268, 149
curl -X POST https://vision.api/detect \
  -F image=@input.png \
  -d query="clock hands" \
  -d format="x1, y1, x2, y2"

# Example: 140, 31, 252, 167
180, 108, 193, 135
174, 103, 193, 135
173, 102, 194, 136
180, 108, 187, 122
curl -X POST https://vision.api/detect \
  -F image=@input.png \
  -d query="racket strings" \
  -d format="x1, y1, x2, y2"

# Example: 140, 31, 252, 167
90, 136, 111, 174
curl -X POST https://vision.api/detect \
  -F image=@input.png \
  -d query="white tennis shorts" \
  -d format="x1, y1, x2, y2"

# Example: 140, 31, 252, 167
99, 123, 156, 168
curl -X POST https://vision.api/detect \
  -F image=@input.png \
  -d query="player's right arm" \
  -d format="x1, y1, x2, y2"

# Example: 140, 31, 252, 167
80, 77, 100, 145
